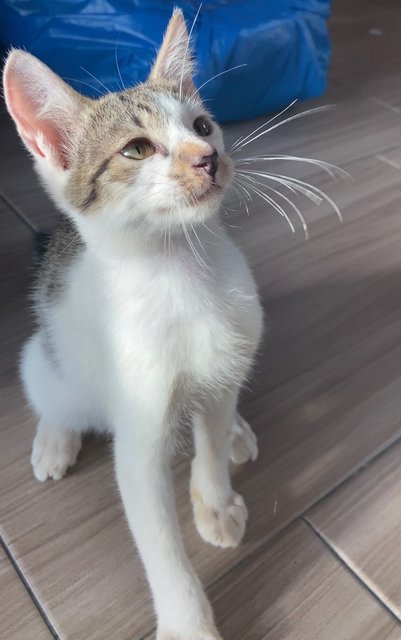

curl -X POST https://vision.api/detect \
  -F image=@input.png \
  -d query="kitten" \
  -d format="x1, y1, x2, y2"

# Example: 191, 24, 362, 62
3, 9, 262, 640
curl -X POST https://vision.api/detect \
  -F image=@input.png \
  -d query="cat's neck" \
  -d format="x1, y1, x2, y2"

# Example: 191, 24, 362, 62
75, 214, 226, 267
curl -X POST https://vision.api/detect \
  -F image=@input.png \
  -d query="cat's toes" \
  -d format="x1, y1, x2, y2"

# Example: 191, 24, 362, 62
193, 491, 248, 548
31, 427, 81, 481
229, 413, 258, 464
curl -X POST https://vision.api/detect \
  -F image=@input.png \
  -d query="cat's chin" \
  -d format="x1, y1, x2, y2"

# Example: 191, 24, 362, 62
157, 184, 223, 215
194, 183, 223, 204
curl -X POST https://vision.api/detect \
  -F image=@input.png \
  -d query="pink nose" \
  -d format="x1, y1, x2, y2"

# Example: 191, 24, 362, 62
192, 150, 218, 180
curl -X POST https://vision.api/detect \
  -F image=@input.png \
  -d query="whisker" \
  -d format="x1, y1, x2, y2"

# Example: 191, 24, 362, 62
62, 78, 105, 96
234, 154, 349, 180
229, 100, 297, 152
237, 169, 342, 222
181, 213, 210, 274
189, 64, 247, 102
231, 105, 334, 155
191, 220, 208, 257
114, 35, 126, 92
235, 175, 296, 234
79, 66, 111, 94
202, 221, 223, 240
227, 182, 249, 216
237, 173, 309, 238
233, 178, 252, 202
272, 173, 342, 221
237, 170, 321, 203
231, 180, 252, 216
180, 3, 203, 101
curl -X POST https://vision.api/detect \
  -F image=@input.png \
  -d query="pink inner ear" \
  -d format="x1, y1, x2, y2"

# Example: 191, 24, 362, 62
5, 61, 68, 168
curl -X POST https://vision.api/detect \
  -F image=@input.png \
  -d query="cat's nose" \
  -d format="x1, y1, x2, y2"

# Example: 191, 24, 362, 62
192, 150, 218, 180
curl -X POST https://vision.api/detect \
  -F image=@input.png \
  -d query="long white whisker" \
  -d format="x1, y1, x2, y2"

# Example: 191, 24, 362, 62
237, 170, 322, 204
229, 182, 250, 216
232, 180, 252, 216
179, 3, 203, 101
238, 173, 309, 238
62, 77, 104, 95
231, 105, 334, 154
235, 175, 296, 234
234, 154, 349, 180
182, 217, 210, 273
238, 169, 343, 222
237, 170, 299, 196
202, 221, 223, 240
190, 64, 247, 101
230, 100, 297, 152
79, 66, 111, 94
234, 179, 252, 202
191, 221, 208, 257
115, 35, 126, 91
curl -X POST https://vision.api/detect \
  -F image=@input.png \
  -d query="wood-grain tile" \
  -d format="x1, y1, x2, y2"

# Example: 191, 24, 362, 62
329, 0, 401, 111
209, 521, 401, 640
0, 546, 52, 640
148, 521, 400, 640
0, 110, 58, 232
307, 440, 401, 620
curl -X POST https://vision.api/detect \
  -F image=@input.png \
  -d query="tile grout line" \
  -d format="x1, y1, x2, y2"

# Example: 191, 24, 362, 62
297, 429, 401, 516
0, 189, 40, 237
302, 516, 401, 626
0, 533, 60, 639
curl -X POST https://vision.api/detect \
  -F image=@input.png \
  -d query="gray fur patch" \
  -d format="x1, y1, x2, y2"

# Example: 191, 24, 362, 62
33, 217, 84, 359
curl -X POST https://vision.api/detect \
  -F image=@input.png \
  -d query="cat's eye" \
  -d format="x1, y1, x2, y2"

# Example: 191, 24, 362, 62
121, 139, 155, 160
193, 116, 212, 137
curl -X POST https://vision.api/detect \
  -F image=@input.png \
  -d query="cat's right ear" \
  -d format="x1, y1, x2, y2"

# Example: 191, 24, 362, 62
3, 50, 87, 170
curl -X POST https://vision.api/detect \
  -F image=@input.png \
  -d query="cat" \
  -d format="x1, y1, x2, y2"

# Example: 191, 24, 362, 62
3, 9, 263, 640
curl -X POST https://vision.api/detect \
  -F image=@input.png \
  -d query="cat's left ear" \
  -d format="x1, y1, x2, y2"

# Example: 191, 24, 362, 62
3, 50, 87, 170
149, 8, 196, 97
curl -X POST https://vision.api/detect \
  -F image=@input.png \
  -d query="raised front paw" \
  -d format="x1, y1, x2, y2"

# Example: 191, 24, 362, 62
31, 425, 81, 481
192, 490, 248, 549
229, 412, 258, 465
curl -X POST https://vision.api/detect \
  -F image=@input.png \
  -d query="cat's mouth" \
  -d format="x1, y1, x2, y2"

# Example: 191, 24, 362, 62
193, 182, 222, 204
157, 183, 223, 214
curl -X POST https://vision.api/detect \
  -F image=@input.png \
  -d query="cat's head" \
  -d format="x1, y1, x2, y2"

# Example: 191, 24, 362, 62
3, 10, 233, 241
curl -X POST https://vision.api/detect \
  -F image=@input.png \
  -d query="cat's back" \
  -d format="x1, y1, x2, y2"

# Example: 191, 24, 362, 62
33, 216, 84, 327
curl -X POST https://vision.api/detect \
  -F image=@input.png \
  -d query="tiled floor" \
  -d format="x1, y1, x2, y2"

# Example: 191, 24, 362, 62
2, 0, 401, 638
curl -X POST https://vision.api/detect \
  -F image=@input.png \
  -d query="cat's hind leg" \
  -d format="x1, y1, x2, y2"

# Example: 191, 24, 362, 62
21, 334, 85, 481
31, 419, 82, 481
229, 412, 258, 465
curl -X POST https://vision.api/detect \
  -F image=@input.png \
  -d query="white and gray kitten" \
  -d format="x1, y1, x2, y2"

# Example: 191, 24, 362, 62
3, 10, 262, 640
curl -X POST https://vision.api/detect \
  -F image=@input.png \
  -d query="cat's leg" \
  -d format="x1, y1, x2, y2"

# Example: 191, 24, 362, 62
114, 403, 221, 640
21, 334, 83, 481
31, 419, 82, 481
191, 386, 248, 549
229, 411, 258, 465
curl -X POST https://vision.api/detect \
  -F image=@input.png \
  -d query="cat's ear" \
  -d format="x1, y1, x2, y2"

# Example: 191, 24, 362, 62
3, 50, 87, 170
149, 9, 196, 96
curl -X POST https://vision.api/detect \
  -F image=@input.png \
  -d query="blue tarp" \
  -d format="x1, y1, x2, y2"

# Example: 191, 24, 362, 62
0, 0, 332, 122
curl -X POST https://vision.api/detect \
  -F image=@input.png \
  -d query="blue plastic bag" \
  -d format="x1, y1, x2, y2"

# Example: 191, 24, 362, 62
0, 0, 332, 122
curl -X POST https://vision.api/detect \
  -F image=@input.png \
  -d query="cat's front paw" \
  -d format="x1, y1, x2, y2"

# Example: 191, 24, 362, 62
31, 425, 81, 481
229, 412, 258, 464
192, 491, 248, 548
